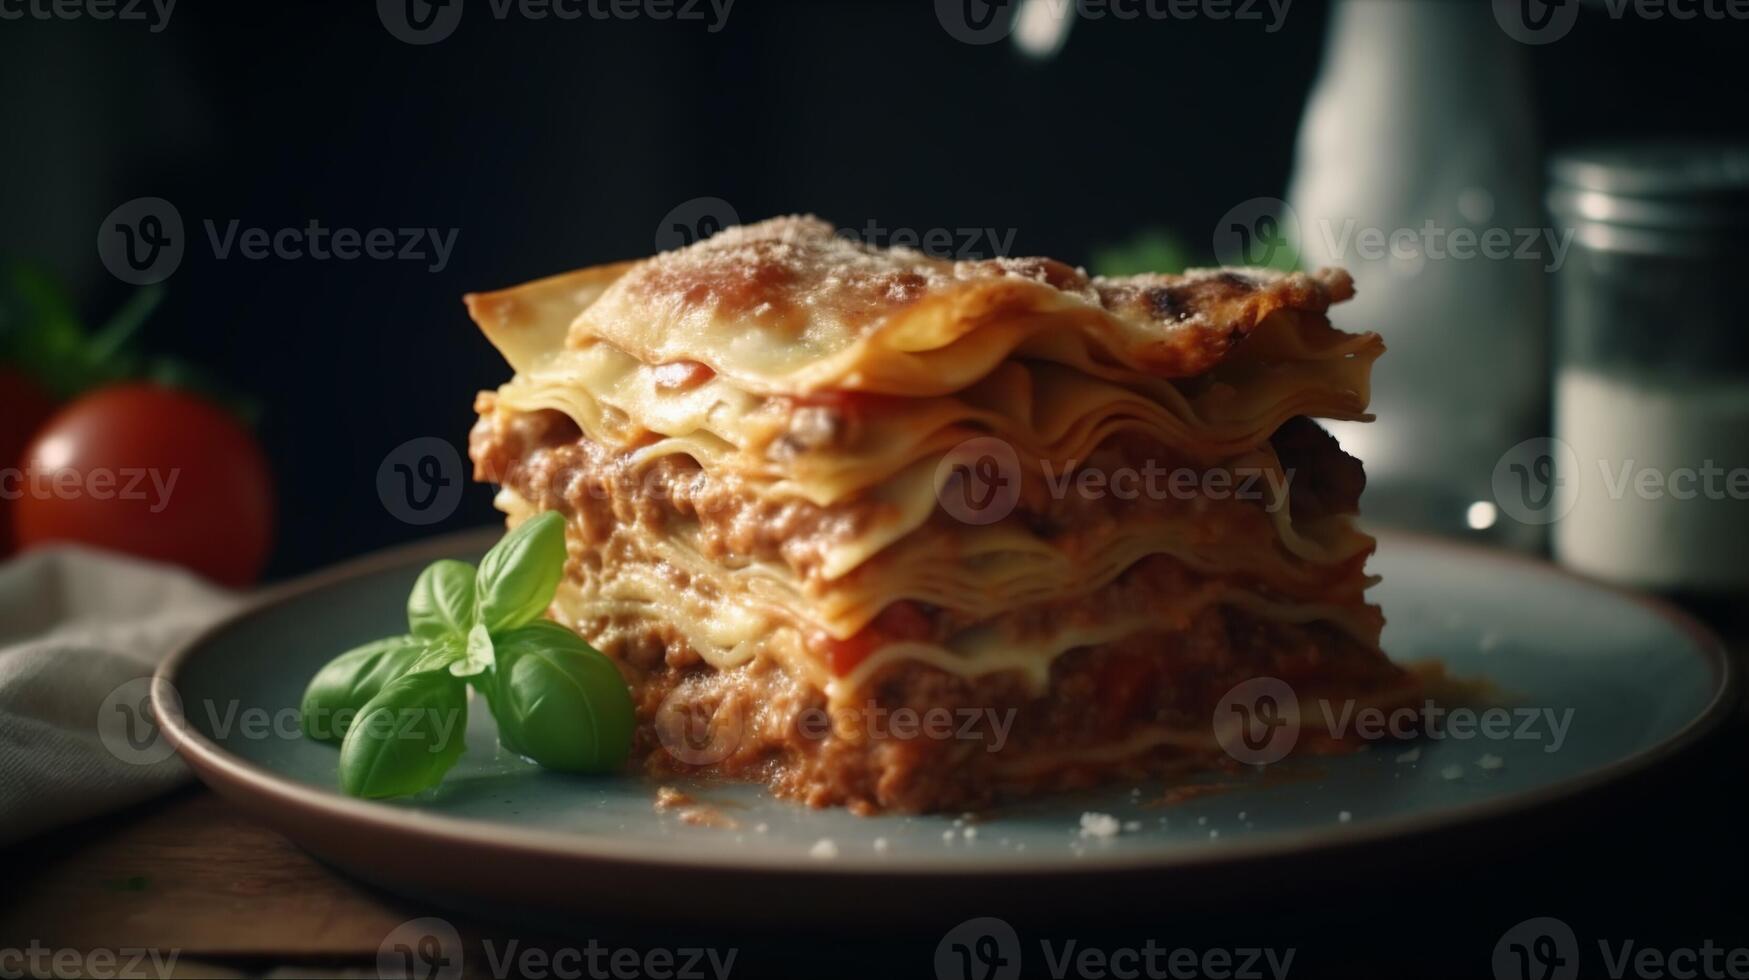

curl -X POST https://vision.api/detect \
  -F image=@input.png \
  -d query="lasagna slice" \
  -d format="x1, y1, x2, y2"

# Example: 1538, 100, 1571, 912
466, 216, 1419, 813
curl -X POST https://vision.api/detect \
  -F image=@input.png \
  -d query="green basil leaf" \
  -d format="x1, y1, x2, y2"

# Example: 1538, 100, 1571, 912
409, 633, 466, 673
475, 512, 567, 634
300, 635, 428, 743
338, 670, 469, 799
487, 620, 634, 773
470, 668, 522, 756
407, 559, 477, 640
450, 622, 494, 678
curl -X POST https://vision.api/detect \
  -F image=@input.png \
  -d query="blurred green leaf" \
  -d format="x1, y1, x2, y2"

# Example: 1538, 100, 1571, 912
142, 355, 262, 427
90, 282, 163, 361
0, 262, 260, 426
1089, 229, 1191, 278
0, 265, 88, 394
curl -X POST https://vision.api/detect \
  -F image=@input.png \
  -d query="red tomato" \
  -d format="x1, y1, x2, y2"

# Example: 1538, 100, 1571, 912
0, 367, 60, 557
12, 383, 274, 586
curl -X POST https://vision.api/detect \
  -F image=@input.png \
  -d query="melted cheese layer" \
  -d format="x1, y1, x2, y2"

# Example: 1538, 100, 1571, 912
489, 311, 1377, 507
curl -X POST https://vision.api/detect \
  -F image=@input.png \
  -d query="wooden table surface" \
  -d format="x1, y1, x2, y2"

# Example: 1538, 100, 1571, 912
3, 789, 414, 977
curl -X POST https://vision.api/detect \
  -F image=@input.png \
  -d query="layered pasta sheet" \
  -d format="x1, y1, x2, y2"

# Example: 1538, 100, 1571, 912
467, 216, 1387, 706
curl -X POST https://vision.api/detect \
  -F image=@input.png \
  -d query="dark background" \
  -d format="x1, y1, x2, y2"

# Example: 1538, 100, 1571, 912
3, 0, 1747, 577
3, 5, 1747, 975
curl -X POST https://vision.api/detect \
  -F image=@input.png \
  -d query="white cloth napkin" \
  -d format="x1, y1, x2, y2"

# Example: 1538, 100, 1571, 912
0, 547, 239, 846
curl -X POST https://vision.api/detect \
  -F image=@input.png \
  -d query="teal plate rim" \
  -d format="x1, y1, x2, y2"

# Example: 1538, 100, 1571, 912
154, 528, 1738, 879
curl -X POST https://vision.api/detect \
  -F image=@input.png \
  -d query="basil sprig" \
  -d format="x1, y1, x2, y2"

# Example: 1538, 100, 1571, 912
300, 512, 635, 798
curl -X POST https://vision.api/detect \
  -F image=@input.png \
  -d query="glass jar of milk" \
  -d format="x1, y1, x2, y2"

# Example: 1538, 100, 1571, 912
1546, 145, 1749, 592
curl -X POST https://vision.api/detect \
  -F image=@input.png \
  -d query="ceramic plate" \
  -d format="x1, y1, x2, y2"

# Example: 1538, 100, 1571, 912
155, 530, 1734, 923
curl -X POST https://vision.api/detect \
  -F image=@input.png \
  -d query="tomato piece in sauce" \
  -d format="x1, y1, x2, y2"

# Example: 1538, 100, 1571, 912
822, 600, 938, 676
